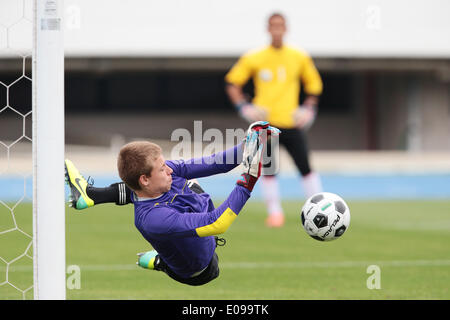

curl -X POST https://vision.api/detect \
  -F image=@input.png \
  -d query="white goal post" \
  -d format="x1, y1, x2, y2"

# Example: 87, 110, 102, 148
32, 0, 65, 300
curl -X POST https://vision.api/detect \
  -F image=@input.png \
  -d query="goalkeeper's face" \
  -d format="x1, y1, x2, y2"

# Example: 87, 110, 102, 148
141, 155, 173, 196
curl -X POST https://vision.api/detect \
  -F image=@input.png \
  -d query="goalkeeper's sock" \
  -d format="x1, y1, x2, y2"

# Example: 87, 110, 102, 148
261, 175, 283, 216
302, 171, 323, 198
86, 182, 131, 206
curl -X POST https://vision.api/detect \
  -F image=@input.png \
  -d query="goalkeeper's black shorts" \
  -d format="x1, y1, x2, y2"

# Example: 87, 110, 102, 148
263, 127, 311, 176
156, 251, 220, 286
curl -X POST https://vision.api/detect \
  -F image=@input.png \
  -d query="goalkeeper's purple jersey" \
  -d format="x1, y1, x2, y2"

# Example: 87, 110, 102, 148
132, 145, 250, 278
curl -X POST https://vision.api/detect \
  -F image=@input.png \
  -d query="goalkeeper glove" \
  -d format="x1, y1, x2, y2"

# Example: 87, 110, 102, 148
293, 104, 316, 130
237, 121, 280, 191
235, 101, 268, 123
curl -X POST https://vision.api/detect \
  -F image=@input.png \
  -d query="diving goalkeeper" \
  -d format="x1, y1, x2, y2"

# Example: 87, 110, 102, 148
65, 121, 280, 286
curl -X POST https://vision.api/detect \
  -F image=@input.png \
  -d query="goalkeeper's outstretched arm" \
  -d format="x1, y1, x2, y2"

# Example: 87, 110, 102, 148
169, 121, 280, 180
168, 143, 244, 180
136, 121, 280, 239
136, 183, 251, 239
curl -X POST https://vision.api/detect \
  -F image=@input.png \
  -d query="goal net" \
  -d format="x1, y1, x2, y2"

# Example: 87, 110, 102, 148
0, 0, 65, 300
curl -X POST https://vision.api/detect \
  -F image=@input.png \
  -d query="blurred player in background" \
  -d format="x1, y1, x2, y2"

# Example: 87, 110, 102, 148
225, 12, 323, 228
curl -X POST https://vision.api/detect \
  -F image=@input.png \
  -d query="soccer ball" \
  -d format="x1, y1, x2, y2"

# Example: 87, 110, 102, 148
300, 192, 350, 241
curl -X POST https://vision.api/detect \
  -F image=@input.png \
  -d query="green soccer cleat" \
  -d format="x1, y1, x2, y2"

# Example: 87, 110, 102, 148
64, 159, 95, 210
137, 250, 159, 270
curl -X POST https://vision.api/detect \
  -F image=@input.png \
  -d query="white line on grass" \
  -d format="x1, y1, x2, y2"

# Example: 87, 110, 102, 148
2, 259, 450, 272
220, 259, 450, 269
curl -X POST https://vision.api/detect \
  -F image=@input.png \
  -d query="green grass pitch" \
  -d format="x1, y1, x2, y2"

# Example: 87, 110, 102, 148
1, 200, 449, 299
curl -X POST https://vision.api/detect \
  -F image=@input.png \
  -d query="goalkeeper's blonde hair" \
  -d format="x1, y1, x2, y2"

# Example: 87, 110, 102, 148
117, 141, 162, 191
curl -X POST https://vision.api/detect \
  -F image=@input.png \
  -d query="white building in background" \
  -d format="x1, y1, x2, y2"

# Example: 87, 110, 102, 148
61, 0, 450, 59
1, 0, 449, 150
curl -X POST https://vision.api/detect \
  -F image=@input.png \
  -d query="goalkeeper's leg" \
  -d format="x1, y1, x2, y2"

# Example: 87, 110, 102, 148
282, 128, 322, 198
65, 159, 205, 210
260, 139, 285, 228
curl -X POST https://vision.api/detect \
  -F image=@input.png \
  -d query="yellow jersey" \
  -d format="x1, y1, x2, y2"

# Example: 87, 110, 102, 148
225, 45, 323, 128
